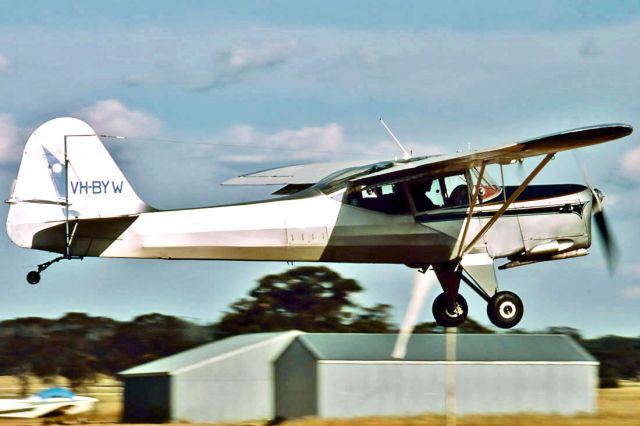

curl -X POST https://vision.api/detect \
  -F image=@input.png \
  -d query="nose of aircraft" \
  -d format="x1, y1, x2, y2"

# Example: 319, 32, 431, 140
592, 188, 605, 211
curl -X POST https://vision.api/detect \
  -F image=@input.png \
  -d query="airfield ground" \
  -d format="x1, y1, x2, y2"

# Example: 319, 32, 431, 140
0, 377, 638, 425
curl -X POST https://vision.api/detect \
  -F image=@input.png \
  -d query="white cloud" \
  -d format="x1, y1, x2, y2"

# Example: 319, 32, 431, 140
0, 113, 22, 164
226, 41, 296, 69
74, 99, 162, 138
120, 39, 299, 90
197, 40, 298, 90
620, 146, 640, 181
219, 122, 345, 163
622, 286, 640, 300
213, 122, 444, 164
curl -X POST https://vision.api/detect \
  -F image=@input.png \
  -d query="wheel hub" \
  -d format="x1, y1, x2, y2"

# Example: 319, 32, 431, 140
499, 301, 517, 319
445, 304, 463, 318
432, 293, 468, 327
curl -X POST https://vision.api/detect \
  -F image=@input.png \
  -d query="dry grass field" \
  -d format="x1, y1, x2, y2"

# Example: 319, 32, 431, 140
282, 383, 640, 426
0, 377, 638, 425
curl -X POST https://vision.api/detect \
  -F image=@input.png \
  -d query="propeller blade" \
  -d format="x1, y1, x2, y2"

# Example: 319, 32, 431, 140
574, 153, 619, 274
592, 195, 619, 275
392, 268, 437, 359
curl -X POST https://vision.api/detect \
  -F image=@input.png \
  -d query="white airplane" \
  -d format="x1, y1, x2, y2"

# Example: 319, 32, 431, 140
5, 117, 632, 329
0, 387, 97, 418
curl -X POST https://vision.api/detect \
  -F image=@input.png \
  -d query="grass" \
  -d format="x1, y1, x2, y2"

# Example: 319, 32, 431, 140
0, 377, 638, 425
282, 384, 640, 426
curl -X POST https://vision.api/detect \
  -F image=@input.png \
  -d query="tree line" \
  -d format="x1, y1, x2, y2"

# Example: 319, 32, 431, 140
0, 266, 636, 392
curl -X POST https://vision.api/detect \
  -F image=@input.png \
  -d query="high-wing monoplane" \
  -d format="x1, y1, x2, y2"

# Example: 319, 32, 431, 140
0, 387, 97, 418
5, 117, 633, 328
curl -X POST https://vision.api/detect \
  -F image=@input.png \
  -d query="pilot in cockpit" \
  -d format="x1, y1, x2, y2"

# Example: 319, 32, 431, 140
409, 180, 436, 212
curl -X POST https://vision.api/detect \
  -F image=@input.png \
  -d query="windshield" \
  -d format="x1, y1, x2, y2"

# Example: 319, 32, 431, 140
470, 167, 503, 203
314, 161, 394, 194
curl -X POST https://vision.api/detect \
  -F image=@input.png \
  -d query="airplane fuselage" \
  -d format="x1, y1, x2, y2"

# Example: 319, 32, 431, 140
25, 184, 593, 267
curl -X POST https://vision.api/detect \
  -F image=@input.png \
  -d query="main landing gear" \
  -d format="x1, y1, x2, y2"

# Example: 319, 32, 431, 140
429, 261, 524, 329
26, 255, 82, 285
432, 292, 468, 327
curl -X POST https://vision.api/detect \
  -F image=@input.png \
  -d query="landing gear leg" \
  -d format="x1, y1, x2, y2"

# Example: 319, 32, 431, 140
458, 262, 524, 329
432, 262, 468, 327
26, 255, 82, 285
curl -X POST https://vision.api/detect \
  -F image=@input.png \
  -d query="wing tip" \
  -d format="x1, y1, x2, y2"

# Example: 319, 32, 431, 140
598, 123, 633, 140
617, 123, 633, 137
562, 123, 633, 143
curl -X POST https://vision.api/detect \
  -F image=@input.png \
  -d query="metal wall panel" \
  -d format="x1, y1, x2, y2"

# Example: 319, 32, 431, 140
318, 363, 446, 417
122, 375, 171, 423
171, 334, 296, 423
275, 339, 318, 419
455, 364, 597, 414
317, 362, 597, 417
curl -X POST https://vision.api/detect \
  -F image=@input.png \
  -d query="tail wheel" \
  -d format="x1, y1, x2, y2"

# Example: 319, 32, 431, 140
487, 291, 523, 329
432, 292, 468, 327
26, 271, 40, 285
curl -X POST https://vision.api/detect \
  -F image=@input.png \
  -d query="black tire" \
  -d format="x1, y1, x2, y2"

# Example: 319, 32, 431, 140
487, 291, 523, 329
432, 292, 468, 328
26, 271, 40, 285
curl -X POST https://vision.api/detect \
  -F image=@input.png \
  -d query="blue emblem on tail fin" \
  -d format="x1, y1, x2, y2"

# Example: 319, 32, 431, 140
42, 147, 66, 199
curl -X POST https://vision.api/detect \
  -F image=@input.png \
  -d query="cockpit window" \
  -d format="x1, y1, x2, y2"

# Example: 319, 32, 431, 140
344, 182, 412, 214
410, 173, 470, 211
344, 172, 472, 215
339, 167, 504, 215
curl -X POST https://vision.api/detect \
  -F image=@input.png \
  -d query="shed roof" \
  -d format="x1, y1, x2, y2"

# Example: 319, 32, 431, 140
297, 334, 596, 363
120, 332, 596, 377
120, 330, 301, 376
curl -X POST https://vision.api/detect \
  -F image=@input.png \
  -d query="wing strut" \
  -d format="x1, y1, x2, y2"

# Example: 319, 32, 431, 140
460, 153, 554, 257
456, 163, 485, 259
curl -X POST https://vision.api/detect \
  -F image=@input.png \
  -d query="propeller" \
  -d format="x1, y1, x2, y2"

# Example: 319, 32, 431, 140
392, 267, 437, 359
578, 159, 619, 274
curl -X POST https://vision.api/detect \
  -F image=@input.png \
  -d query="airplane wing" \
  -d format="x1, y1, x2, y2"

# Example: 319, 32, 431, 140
351, 124, 632, 186
221, 160, 368, 186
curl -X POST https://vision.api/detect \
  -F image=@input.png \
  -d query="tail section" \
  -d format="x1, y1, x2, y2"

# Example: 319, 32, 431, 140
6, 117, 150, 250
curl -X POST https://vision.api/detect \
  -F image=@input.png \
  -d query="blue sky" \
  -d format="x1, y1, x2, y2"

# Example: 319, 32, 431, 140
1, 1, 639, 337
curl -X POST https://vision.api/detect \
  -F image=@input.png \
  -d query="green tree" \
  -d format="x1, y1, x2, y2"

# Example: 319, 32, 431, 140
101, 313, 210, 373
349, 304, 394, 333
215, 266, 393, 337
582, 335, 640, 380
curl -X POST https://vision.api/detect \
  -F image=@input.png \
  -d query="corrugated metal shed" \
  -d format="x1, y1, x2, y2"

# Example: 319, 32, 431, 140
120, 332, 598, 423
120, 330, 301, 423
275, 334, 598, 419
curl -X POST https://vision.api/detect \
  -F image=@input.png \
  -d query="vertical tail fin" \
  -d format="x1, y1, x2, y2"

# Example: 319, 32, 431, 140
6, 117, 150, 249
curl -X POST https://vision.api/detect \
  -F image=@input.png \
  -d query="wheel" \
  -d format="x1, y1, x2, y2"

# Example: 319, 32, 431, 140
26, 271, 40, 285
432, 292, 468, 328
487, 291, 523, 329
